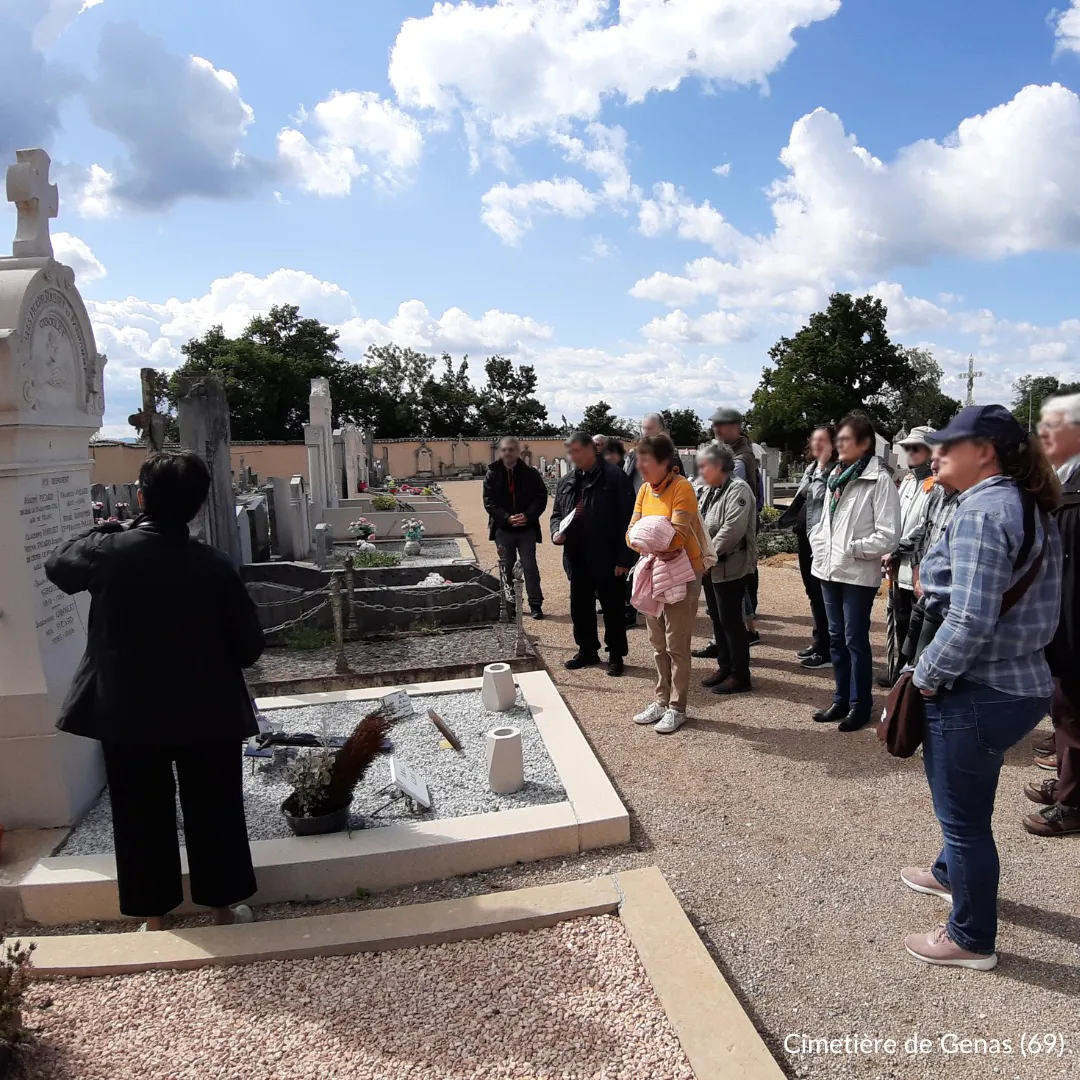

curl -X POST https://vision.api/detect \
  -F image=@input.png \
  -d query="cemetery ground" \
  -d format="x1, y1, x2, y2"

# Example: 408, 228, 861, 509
2, 479, 1078, 1080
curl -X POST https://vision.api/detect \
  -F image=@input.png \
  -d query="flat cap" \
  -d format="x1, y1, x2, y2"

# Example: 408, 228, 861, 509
709, 407, 743, 425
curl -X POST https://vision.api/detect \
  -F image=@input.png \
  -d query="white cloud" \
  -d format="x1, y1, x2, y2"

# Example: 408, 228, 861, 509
631, 84, 1080, 314
53, 231, 106, 282
389, 0, 842, 141
277, 90, 424, 195
481, 177, 598, 244
81, 23, 272, 209
1054, 1, 1080, 55
549, 123, 638, 203
586, 235, 616, 260
70, 163, 118, 218
641, 308, 754, 345
713, 162, 732, 176
31, 0, 102, 48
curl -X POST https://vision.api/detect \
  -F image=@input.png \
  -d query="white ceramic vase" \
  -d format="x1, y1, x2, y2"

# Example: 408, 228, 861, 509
404, 539, 422, 555
482, 662, 516, 712
486, 726, 524, 794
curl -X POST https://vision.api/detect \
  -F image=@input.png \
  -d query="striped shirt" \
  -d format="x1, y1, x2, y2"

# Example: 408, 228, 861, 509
914, 475, 1062, 698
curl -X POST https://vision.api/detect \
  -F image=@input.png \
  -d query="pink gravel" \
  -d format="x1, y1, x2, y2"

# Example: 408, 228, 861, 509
20, 916, 694, 1080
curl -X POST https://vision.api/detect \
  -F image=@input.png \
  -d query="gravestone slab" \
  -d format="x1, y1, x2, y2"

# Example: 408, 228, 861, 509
0, 149, 107, 827
304, 377, 338, 513
289, 474, 312, 559
236, 504, 253, 563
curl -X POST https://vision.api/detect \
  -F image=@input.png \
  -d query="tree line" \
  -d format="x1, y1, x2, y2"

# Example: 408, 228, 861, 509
138, 295, 1073, 452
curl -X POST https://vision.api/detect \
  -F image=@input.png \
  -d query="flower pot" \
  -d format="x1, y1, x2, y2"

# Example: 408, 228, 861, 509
403, 539, 422, 555
281, 798, 352, 836
482, 662, 517, 712
486, 726, 524, 794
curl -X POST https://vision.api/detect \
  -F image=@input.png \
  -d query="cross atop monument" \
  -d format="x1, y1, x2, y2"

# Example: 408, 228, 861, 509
6, 147, 58, 259
964, 354, 984, 406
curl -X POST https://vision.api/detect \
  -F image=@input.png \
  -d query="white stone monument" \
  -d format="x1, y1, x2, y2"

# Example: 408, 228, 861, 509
0, 149, 107, 827
303, 377, 338, 513
341, 424, 366, 497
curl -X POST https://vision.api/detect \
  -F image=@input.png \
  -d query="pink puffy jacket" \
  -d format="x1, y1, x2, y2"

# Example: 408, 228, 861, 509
629, 517, 697, 617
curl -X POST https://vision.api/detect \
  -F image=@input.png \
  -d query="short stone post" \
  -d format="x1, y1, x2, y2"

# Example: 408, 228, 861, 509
513, 562, 526, 658
329, 572, 350, 674
343, 554, 358, 638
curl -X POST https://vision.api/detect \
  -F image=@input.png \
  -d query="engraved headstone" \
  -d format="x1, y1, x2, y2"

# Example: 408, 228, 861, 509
0, 149, 107, 826
304, 377, 338, 513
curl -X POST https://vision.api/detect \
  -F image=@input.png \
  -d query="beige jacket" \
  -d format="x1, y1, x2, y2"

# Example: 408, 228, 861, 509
809, 456, 901, 588
701, 476, 758, 583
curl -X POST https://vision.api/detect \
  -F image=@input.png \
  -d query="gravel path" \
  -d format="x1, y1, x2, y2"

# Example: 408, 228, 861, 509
20, 916, 693, 1080
56, 690, 565, 853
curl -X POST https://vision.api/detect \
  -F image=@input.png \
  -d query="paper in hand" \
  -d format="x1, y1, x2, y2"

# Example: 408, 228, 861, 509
558, 507, 577, 536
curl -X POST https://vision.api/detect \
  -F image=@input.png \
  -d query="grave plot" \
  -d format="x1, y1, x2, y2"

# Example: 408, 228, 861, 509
328, 536, 474, 569
13, 672, 629, 925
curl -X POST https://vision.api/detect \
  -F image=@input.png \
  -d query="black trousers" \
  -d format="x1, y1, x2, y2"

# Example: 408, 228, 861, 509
797, 528, 830, 655
495, 527, 544, 610
569, 567, 628, 660
707, 576, 752, 677
103, 742, 256, 918
887, 585, 916, 681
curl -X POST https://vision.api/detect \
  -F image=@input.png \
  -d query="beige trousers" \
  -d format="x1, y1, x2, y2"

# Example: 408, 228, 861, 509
645, 575, 702, 714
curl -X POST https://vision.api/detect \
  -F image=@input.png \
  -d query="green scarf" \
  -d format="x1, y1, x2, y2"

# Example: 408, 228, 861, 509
827, 454, 873, 517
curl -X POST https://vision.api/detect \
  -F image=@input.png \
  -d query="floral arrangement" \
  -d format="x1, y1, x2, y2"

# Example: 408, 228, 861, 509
347, 517, 376, 540
357, 481, 368, 493
371, 494, 398, 512
401, 518, 425, 542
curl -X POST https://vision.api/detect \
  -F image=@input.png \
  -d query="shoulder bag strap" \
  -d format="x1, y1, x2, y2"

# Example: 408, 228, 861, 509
1000, 498, 1048, 617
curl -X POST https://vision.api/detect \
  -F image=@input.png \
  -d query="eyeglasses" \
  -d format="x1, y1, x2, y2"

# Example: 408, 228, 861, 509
1038, 420, 1072, 434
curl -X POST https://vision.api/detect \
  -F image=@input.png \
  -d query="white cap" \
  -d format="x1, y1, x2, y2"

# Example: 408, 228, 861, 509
899, 425, 935, 450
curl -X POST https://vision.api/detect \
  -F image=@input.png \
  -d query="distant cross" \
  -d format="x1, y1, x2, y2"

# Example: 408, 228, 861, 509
128, 368, 169, 453
964, 355, 984, 406
6, 148, 58, 258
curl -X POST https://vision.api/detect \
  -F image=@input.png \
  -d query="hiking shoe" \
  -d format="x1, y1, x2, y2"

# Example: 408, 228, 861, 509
796, 645, 817, 659
654, 708, 688, 734
900, 866, 952, 902
904, 923, 997, 970
712, 675, 752, 696
1023, 803, 1080, 837
633, 702, 666, 726
606, 658, 625, 678
1024, 777, 1059, 806
691, 642, 719, 659
800, 652, 831, 668
1036, 753, 1058, 771
564, 652, 601, 670
1033, 732, 1056, 757
700, 669, 732, 688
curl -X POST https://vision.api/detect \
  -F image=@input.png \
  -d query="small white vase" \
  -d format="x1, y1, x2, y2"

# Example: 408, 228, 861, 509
404, 539, 422, 555
482, 662, 516, 712
486, 726, 524, 794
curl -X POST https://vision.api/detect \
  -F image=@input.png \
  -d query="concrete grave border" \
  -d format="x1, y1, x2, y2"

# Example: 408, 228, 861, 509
10, 671, 629, 925
12, 868, 784, 1080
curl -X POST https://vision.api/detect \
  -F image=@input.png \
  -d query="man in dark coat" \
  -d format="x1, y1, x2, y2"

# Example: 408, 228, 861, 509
550, 431, 636, 676
483, 436, 549, 618
1024, 394, 1080, 836
45, 451, 264, 928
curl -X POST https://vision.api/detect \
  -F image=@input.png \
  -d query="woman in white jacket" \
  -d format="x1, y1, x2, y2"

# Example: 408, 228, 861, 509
810, 412, 901, 731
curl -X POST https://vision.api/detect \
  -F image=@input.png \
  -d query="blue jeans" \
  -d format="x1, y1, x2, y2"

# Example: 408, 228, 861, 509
819, 580, 878, 718
923, 679, 1048, 954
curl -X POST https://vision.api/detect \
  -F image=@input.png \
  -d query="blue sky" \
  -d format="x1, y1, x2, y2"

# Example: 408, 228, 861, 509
4, 0, 1080, 438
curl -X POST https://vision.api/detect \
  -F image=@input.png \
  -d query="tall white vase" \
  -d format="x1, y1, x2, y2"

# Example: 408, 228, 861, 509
481, 662, 516, 712
486, 726, 524, 794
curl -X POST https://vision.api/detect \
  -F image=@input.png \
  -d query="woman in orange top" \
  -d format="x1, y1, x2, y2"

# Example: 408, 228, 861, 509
627, 434, 714, 734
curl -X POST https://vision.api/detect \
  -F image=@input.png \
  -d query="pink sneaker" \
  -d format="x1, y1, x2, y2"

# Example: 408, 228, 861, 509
900, 866, 952, 902
904, 923, 997, 971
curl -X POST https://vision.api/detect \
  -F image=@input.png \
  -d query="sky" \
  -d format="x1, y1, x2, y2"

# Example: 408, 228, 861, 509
3, 0, 1080, 439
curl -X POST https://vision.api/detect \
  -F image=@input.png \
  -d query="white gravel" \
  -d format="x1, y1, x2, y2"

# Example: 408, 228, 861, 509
56, 690, 565, 854
21, 916, 694, 1080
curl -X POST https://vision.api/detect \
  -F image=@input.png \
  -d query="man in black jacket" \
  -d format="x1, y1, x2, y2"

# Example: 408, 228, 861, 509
45, 451, 264, 928
1024, 394, 1080, 836
483, 436, 549, 618
550, 431, 636, 676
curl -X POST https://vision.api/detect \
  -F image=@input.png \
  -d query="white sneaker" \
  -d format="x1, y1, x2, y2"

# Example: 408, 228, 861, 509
654, 708, 687, 734
633, 702, 667, 725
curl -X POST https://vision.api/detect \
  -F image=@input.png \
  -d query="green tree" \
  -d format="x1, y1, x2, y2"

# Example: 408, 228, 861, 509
580, 400, 636, 439
421, 355, 482, 437
661, 408, 708, 447
171, 305, 342, 440
476, 357, 556, 436
335, 343, 436, 437
749, 292, 907, 453
879, 347, 960, 434
1011, 374, 1080, 432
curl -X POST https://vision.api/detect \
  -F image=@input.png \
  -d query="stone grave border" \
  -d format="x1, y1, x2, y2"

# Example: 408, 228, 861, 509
320, 506, 464, 539
11, 671, 629, 925
12, 868, 785, 1080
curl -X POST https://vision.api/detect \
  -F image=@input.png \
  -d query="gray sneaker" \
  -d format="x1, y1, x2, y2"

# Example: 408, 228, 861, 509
633, 702, 666, 725
654, 708, 687, 734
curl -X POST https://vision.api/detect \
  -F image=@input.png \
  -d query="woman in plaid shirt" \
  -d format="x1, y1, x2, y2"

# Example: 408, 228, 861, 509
900, 406, 1062, 972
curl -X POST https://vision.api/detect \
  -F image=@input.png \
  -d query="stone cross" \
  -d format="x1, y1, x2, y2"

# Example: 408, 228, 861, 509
127, 368, 169, 453
964, 355, 984, 407
6, 148, 58, 258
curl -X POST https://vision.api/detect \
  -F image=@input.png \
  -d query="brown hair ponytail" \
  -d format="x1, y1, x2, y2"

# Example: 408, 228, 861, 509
991, 435, 1061, 513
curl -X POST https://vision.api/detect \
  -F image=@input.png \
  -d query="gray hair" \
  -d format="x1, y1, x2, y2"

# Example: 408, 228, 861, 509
697, 440, 734, 473
641, 411, 666, 432
498, 435, 520, 448
1042, 393, 1080, 427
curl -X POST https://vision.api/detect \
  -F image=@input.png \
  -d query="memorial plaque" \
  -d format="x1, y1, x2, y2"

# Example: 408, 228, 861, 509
389, 756, 431, 809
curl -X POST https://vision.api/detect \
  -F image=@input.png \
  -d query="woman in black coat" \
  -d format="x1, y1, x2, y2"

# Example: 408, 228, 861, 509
45, 451, 264, 929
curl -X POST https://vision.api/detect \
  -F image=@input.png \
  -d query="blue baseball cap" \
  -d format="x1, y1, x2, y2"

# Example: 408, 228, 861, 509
929, 404, 1028, 446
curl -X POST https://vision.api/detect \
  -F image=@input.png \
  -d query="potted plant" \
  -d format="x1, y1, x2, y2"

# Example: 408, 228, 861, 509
401, 518, 425, 555
0, 932, 35, 1078
371, 494, 398, 512
281, 711, 393, 836
347, 517, 376, 541
357, 481, 368, 493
